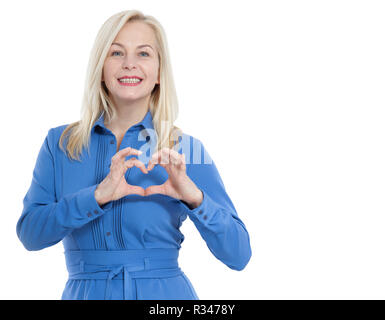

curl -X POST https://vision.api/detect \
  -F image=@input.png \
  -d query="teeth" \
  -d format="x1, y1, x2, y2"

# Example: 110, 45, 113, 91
119, 78, 142, 83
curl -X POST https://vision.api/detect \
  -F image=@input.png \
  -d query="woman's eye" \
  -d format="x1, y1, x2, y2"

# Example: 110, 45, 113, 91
111, 50, 149, 57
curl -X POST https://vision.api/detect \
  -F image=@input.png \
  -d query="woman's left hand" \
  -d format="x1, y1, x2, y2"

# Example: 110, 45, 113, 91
144, 147, 203, 208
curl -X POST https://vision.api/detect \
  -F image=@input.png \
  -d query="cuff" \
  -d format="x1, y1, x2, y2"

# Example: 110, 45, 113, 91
179, 189, 215, 224
76, 184, 113, 221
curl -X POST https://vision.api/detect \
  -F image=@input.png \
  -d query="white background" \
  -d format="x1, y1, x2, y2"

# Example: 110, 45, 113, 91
1, 0, 384, 299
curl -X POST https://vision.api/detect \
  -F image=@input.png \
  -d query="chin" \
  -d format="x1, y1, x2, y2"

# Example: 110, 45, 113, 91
115, 93, 148, 101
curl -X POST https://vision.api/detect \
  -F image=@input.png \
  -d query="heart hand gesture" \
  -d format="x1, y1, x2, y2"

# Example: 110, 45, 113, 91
95, 147, 203, 209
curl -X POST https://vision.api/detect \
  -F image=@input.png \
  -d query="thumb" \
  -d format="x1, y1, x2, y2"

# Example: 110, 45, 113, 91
144, 184, 165, 196
125, 184, 145, 196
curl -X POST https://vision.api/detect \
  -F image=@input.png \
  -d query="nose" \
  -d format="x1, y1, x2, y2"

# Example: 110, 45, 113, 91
121, 54, 138, 70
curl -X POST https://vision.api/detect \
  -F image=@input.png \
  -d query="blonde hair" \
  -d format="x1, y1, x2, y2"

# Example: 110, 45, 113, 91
59, 9, 183, 161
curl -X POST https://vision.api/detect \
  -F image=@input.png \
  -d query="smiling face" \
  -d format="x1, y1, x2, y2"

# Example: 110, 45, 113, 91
102, 21, 160, 105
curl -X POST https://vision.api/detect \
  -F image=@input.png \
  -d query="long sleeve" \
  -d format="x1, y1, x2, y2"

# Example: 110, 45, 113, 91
16, 128, 112, 251
179, 137, 252, 271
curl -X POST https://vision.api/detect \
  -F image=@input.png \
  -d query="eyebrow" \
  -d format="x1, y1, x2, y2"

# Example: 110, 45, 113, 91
111, 42, 154, 51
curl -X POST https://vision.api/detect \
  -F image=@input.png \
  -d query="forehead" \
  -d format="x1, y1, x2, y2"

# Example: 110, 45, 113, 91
113, 21, 157, 47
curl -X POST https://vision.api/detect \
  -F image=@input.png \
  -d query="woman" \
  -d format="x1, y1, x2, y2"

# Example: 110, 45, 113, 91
16, 9, 252, 300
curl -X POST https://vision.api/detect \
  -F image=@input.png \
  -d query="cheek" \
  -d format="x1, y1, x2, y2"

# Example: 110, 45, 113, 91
103, 61, 118, 78
144, 62, 159, 80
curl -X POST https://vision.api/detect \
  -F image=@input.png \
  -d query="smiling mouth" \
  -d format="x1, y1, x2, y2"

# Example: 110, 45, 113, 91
117, 78, 143, 86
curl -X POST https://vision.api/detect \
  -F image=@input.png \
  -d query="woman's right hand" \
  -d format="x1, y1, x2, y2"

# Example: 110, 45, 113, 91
94, 147, 148, 206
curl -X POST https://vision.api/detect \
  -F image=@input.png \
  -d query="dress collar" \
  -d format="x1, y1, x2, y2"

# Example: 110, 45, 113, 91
92, 109, 154, 133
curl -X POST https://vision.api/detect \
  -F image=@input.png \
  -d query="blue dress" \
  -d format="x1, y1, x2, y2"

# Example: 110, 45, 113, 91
16, 110, 252, 300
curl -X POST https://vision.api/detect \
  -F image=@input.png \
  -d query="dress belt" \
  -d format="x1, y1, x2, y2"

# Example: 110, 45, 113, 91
64, 248, 181, 300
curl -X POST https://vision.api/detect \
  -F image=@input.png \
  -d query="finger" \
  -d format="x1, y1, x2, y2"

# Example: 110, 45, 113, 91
154, 148, 181, 166
163, 148, 184, 165
147, 148, 170, 171
168, 149, 183, 165
145, 150, 158, 171
152, 147, 173, 162
180, 153, 186, 167
111, 148, 143, 168
125, 158, 148, 174
114, 146, 143, 161
122, 146, 143, 156
147, 159, 157, 172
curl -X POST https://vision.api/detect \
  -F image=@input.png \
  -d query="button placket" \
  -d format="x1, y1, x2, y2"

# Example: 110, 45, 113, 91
106, 135, 115, 173
122, 133, 137, 181
104, 219, 115, 249
102, 134, 117, 250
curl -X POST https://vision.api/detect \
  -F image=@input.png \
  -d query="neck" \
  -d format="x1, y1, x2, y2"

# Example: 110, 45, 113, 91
105, 96, 150, 134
